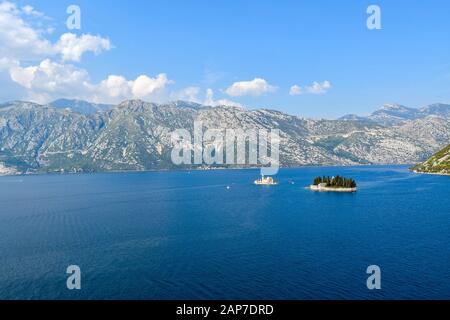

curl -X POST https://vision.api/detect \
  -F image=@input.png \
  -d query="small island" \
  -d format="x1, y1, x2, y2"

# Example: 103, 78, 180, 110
254, 175, 278, 185
309, 175, 357, 192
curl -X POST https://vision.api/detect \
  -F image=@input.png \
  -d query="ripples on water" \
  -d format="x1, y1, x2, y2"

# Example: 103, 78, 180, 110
0, 165, 449, 299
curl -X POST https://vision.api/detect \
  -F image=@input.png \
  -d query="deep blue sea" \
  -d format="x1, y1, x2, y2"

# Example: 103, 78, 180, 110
0, 165, 449, 300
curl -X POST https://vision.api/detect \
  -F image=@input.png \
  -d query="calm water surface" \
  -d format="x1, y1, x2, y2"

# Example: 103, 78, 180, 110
0, 166, 449, 299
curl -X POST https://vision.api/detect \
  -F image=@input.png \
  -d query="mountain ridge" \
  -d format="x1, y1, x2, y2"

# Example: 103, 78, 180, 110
0, 99, 449, 174
340, 103, 450, 125
49, 99, 114, 115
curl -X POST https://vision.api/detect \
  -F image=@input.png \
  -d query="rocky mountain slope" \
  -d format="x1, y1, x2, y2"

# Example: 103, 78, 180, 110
412, 144, 450, 175
340, 103, 450, 125
49, 99, 114, 115
0, 100, 449, 174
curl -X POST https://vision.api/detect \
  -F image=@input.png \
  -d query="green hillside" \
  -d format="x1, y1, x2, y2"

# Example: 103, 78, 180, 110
413, 144, 450, 175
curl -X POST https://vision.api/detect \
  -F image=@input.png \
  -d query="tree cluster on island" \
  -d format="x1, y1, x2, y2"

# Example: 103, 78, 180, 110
313, 176, 357, 188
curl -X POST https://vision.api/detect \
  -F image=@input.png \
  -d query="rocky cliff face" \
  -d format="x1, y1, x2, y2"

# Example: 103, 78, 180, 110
1, 100, 449, 174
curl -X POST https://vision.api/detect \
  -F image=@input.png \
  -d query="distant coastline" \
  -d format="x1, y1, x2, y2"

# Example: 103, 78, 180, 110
412, 170, 450, 177
0, 164, 414, 177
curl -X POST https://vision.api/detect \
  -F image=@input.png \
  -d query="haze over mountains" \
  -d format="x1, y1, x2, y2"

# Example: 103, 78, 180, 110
340, 103, 450, 125
49, 99, 114, 115
0, 99, 449, 174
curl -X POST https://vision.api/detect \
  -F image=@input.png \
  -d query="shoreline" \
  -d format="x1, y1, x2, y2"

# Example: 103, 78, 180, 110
0, 163, 415, 178
412, 170, 450, 177
309, 185, 357, 193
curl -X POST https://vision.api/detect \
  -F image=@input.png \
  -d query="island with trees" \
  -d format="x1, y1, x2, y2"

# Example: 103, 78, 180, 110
309, 175, 357, 192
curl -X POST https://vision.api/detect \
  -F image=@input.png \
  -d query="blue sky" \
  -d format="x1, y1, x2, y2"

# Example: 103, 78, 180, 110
1, 0, 450, 118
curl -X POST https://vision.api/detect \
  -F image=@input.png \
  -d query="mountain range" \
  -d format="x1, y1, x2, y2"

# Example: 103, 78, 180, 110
340, 103, 450, 125
0, 99, 449, 174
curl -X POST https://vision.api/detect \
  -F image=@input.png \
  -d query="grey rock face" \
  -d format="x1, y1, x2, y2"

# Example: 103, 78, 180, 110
0, 100, 449, 173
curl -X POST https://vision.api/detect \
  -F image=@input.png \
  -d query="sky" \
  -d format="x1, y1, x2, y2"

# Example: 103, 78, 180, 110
1, 0, 450, 118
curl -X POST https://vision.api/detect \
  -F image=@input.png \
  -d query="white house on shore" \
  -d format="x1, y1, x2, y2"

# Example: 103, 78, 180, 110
309, 182, 357, 193
310, 183, 328, 190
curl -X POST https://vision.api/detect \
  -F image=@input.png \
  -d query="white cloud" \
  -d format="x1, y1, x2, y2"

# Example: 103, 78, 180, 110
9, 59, 90, 101
0, 1, 246, 107
306, 80, 332, 94
289, 85, 302, 96
94, 75, 132, 102
131, 74, 171, 98
205, 88, 243, 108
8, 59, 174, 104
170, 86, 202, 102
0, 2, 111, 62
7, 56, 246, 106
225, 78, 277, 97
0, 57, 18, 71
0, 1, 119, 103
168, 87, 244, 108
289, 81, 332, 95
55, 33, 112, 62
21, 5, 44, 17
9, 65, 37, 89
0, 1, 54, 60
